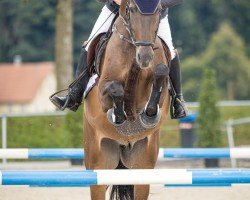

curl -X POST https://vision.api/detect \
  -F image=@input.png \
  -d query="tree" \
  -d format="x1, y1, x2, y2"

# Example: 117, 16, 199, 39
64, 107, 83, 148
169, 0, 250, 58
197, 68, 221, 148
181, 56, 203, 101
169, 0, 222, 58
0, 0, 56, 62
182, 22, 250, 101
202, 22, 250, 100
55, 0, 73, 90
219, 0, 250, 56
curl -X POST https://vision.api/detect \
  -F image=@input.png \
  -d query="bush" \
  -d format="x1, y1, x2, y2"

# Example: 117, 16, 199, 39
0, 105, 249, 149
0, 115, 70, 148
197, 68, 222, 147
64, 105, 83, 148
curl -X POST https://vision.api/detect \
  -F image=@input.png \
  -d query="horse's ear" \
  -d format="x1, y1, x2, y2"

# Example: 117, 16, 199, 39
120, 0, 129, 19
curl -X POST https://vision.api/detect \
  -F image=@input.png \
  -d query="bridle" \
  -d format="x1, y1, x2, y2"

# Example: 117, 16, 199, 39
113, 0, 162, 48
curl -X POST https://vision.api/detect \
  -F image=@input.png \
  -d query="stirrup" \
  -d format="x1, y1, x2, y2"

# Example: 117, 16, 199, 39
49, 89, 68, 110
170, 97, 188, 119
49, 88, 81, 111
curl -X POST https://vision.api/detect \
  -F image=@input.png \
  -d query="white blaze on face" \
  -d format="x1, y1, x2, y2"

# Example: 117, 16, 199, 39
136, 47, 141, 66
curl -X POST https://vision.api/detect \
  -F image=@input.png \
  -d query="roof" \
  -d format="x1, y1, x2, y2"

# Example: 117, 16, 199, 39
0, 62, 55, 104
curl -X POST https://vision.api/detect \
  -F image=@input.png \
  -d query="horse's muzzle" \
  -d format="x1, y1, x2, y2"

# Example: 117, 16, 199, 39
136, 46, 154, 68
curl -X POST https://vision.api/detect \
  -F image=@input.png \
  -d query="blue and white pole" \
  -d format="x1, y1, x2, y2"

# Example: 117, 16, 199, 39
1, 169, 250, 187
158, 148, 250, 159
0, 148, 250, 159
0, 148, 84, 159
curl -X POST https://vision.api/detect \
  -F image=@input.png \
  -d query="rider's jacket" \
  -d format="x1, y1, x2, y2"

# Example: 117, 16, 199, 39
101, 0, 183, 16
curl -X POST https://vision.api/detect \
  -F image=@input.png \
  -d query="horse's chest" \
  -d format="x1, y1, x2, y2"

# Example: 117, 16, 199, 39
123, 65, 153, 121
107, 112, 148, 136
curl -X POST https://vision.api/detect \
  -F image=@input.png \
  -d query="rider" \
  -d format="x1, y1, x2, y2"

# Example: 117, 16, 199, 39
50, 0, 188, 119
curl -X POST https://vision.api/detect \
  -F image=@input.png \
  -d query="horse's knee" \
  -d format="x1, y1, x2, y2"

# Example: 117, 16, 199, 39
155, 63, 169, 77
106, 80, 124, 99
154, 63, 169, 88
99, 81, 123, 112
104, 81, 126, 125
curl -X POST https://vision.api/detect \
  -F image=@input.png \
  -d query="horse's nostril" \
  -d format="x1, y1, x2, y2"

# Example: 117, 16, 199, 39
138, 54, 141, 61
148, 55, 153, 62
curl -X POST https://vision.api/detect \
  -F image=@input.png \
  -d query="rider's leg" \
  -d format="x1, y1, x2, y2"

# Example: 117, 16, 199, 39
157, 13, 188, 118
50, 6, 116, 111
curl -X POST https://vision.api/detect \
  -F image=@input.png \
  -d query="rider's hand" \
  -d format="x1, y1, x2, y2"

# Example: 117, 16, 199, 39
113, 0, 121, 5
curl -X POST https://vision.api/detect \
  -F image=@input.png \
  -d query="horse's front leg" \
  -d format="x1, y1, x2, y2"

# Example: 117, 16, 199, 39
140, 63, 169, 128
100, 80, 126, 124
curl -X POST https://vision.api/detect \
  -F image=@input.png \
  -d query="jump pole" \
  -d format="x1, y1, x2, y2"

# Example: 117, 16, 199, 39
1, 148, 250, 159
1, 169, 250, 187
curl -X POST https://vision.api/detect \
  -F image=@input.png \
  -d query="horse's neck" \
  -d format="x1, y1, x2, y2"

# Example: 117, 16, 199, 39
114, 18, 142, 121
114, 18, 131, 46
124, 62, 141, 121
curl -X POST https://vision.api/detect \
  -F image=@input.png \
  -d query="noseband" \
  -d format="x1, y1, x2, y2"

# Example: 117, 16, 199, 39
113, 0, 161, 48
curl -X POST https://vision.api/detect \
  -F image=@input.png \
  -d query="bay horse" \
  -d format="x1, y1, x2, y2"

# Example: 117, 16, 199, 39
84, 0, 171, 199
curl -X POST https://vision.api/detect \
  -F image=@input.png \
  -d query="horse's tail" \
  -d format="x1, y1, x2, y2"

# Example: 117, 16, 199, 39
109, 161, 134, 200
110, 185, 134, 200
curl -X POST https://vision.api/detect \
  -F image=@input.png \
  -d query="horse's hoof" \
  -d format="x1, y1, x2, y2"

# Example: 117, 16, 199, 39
107, 108, 126, 126
139, 105, 161, 129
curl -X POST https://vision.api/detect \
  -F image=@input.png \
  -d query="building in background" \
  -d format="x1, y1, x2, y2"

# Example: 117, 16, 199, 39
0, 61, 56, 114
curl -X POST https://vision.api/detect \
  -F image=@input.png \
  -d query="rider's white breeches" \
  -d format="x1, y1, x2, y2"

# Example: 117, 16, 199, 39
158, 14, 176, 59
86, 5, 176, 59
85, 6, 116, 51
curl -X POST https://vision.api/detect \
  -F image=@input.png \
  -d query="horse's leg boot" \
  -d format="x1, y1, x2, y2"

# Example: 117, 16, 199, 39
146, 63, 169, 117
169, 50, 188, 119
106, 81, 126, 125
140, 64, 169, 129
50, 48, 90, 111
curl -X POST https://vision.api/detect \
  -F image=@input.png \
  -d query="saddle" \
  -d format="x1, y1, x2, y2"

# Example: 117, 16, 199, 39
82, 14, 118, 98
86, 13, 118, 77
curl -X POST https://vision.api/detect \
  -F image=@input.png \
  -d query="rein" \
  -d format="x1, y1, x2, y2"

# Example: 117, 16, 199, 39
113, 0, 161, 48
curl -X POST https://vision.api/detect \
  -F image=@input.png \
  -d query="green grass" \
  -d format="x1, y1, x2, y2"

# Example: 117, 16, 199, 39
0, 106, 249, 148
1, 116, 70, 148
160, 106, 250, 147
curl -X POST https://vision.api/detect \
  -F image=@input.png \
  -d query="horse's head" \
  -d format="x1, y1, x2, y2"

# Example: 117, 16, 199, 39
120, 0, 162, 68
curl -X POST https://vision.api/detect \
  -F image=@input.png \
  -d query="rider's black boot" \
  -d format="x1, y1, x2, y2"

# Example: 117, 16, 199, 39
169, 50, 188, 119
49, 48, 90, 111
